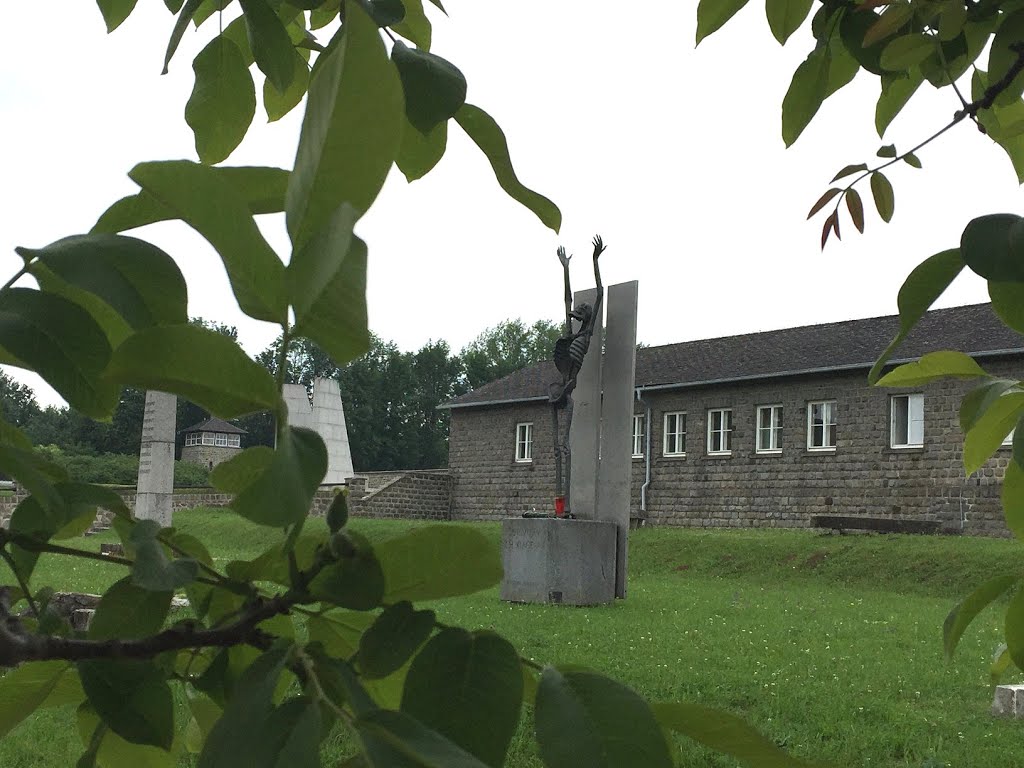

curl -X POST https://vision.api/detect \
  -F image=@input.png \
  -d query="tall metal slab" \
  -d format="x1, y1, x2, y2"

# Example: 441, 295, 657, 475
312, 378, 355, 483
135, 390, 176, 526
567, 288, 603, 519
596, 281, 639, 598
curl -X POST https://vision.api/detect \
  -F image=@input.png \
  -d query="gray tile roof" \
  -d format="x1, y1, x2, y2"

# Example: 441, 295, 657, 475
181, 416, 247, 434
442, 303, 1024, 410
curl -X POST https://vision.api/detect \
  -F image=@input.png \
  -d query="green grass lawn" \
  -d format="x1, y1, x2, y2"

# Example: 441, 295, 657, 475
3, 510, 1024, 767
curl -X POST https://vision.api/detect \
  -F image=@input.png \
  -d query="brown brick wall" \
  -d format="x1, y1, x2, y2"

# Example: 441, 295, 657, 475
447, 361, 1023, 536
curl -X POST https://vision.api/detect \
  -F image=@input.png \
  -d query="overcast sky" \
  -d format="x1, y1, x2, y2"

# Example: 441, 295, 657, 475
3, 1, 1022, 407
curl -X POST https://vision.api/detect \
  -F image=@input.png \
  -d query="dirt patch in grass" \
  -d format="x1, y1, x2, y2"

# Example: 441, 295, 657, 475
802, 550, 828, 570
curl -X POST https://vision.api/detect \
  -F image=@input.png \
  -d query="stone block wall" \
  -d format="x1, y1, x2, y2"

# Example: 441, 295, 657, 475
344, 471, 451, 520
447, 360, 1023, 536
180, 445, 241, 470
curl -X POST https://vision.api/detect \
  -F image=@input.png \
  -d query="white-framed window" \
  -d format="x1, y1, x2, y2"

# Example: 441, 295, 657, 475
228, 434, 241, 448
890, 394, 924, 448
756, 405, 783, 454
202, 432, 215, 446
707, 408, 733, 454
807, 401, 837, 450
215, 433, 228, 447
632, 414, 646, 458
663, 412, 686, 456
515, 423, 533, 463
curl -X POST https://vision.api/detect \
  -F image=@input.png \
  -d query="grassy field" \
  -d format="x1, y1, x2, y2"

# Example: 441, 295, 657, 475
3, 510, 1024, 767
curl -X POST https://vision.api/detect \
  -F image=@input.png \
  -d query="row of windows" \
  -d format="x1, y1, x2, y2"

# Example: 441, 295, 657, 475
184, 432, 241, 448
513, 394, 942, 463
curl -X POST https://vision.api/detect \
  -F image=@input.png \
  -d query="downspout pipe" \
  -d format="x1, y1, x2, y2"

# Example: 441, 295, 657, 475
635, 388, 652, 515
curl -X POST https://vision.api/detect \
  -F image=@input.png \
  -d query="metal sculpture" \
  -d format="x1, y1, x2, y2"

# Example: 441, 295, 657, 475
549, 235, 606, 517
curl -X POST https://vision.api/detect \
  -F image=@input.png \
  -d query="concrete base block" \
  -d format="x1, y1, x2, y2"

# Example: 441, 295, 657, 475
500, 518, 617, 606
992, 684, 1024, 717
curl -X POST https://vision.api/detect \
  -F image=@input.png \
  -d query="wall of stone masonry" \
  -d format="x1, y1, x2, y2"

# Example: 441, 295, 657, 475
447, 359, 1024, 536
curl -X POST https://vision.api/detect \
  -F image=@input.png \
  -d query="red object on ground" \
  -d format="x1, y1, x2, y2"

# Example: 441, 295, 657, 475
554, 496, 565, 517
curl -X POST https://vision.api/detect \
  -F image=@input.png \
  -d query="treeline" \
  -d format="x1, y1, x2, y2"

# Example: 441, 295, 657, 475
2, 317, 561, 475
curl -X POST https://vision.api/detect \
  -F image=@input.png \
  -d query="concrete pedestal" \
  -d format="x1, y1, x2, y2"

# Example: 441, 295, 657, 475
500, 517, 617, 606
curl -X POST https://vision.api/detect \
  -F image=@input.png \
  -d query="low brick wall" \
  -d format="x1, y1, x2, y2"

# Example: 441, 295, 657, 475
0, 471, 453, 530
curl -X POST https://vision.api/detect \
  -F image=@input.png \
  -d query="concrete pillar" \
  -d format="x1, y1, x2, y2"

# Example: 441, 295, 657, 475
312, 378, 354, 483
596, 281, 638, 598
567, 288, 603, 520
135, 390, 176, 526
283, 383, 315, 431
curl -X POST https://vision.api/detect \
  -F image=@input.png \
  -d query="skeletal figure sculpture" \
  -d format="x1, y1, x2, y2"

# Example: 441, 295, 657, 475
549, 235, 606, 516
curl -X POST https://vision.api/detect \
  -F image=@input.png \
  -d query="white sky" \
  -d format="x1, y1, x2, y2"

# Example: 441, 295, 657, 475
3, 1, 1022, 407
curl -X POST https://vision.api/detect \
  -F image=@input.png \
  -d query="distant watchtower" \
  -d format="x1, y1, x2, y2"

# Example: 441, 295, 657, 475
180, 417, 245, 470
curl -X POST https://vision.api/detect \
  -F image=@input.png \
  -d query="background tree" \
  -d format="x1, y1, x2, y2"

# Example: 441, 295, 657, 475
461, 318, 560, 390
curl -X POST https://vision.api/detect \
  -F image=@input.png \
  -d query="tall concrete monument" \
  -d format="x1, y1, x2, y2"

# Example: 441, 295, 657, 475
283, 378, 354, 484
135, 390, 176, 526
501, 237, 638, 605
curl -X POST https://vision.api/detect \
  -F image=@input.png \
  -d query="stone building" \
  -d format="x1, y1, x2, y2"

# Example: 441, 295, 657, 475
441, 303, 1024, 536
180, 417, 245, 470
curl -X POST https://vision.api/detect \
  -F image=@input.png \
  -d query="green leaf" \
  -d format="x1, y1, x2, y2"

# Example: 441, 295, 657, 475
846, 188, 864, 233
992, 643, 1015, 685
79, 660, 174, 749
397, 119, 447, 182
961, 213, 1024, 282
879, 33, 934, 71
765, 0, 813, 45
392, 41, 466, 134
876, 69, 923, 137
163, 0, 205, 73
1006, 586, 1024, 671
286, 204, 370, 366
359, 0, 405, 26
18, 234, 187, 332
876, 351, 987, 387
869, 249, 965, 382
185, 36, 257, 165
286, 0, 403, 251
831, 163, 866, 182
455, 104, 561, 232
327, 489, 349, 533
781, 47, 829, 147
308, 610, 375, 659
806, 188, 840, 219
651, 701, 810, 768
311, 1, 340, 29
695, 0, 751, 44
863, 1, 913, 47
210, 446, 275, 492
103, 324, 280, 419
97, 0, 139, 31
989, 9, 1024, 107
839, 8, 886, 76
354, 709, 491, 768
89, 577, 172, 641
963, 391, 1024, 475
93, 166, 291, 233
972, 72, 1024, 182
309, 540, 385, 609
231, 426, 327, 526
535, 667, 672, 768
197, 646, 298, 768
869, 171, 894, 222
128, 160, 287, 323
392, 0, 432, 49
0, 445, 67, 515
359, 601, 434, 679
938, 0, 967, 41
1002, 460, 1024, 539
0, 288, 116, 418
130, 519, 199, 591
989, 281, 1024, 334
265, 49, 309, 121
77, 705, 175, 768
374, 524, 502, 602
239, 0, 295, 94
0, 662, 77, 740
960, 379, 1020, 433
903, 151, 922, 168
402, 628, 522, 767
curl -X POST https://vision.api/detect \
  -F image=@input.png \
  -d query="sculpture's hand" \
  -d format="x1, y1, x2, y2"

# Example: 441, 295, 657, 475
557, 245, 572, 267
592, 235, 606, 259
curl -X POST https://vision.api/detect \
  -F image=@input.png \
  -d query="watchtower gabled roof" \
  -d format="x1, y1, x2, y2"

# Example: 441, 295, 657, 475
440, 303, 1024, 410
181, 417, 247, 434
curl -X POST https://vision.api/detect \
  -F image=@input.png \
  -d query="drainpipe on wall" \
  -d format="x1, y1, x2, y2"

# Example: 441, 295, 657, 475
636, 388, 653, 515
